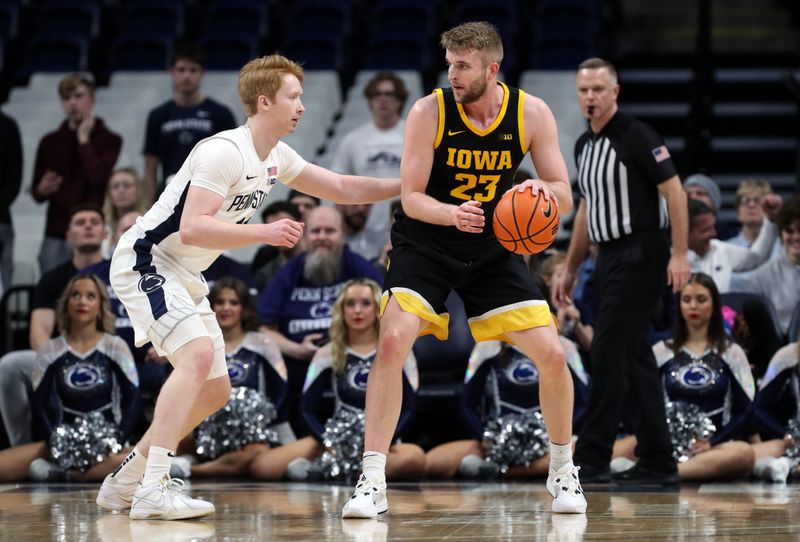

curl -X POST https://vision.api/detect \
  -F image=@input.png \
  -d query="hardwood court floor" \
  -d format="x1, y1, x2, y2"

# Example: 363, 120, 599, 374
1, 480, 799, 541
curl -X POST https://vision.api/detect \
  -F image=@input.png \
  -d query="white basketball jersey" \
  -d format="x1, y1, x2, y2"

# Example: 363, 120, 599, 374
124, 125, 307, 274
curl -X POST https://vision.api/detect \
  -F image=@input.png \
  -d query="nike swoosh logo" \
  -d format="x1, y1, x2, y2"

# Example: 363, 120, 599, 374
542, 200, 553, 218
447, 129, 465, 136
246, 175, 257, 180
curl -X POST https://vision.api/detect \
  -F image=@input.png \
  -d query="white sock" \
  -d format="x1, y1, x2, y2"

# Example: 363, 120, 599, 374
549, 440, 573, 471
110, 447, 147, 485
753, 455, 774, 478
362, 451, 387, 484
142, 446, 174, 487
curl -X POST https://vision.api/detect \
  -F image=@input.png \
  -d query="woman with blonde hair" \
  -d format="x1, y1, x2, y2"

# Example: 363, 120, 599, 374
250, 278, 425, 481
0, 273, 140, 482
102, 167, 149, 256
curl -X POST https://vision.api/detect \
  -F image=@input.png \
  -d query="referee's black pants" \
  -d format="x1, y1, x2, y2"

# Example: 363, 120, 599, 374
573, 230, 675, 471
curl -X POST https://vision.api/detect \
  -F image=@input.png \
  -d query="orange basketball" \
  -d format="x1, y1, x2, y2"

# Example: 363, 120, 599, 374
493, 189, 559, 255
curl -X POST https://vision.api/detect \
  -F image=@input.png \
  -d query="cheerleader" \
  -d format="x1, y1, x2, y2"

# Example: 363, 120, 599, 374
250, 279, 425, 481
424, 337, 590, 479
172, 277, 289, 478
0, 274, 139, 482
750, 341, 800, 483
611, 273, 756, 481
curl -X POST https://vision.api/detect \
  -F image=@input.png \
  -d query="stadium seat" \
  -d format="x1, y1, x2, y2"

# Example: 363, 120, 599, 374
110, 36, 173, 71
372, 1, 436, 40
788, 302, 800, 343
282, 35, 344, 71
365, 34, 431, 71
288, 0, 351, 40
121, 2, 184, 40
22, 36, 88, 76
0, 2, 18, 41
37, 3, 100, 40
205, 1, 269, 40
0, 285, 35, 355
200, 34, 258, 71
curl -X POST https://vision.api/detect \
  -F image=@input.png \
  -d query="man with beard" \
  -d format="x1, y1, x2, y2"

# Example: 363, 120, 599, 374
343, 22, 587, 518
337, 202, 385, 261
143, 44, 237, 201
256, 205, 383, 435
0, 205, 105, 447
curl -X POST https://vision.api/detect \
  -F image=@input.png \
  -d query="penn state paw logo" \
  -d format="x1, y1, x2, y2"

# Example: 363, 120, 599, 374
138, 273, 166, 294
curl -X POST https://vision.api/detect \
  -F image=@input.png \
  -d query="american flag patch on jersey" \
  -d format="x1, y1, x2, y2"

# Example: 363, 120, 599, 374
267, 166, 278, 176
651, 145, 671, 163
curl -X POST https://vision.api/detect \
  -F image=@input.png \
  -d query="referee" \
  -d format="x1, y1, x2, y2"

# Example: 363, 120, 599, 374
553, 58, 691, 483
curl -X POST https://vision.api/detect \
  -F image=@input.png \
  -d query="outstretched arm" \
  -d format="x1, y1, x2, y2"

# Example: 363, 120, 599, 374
288, 164, 400, 205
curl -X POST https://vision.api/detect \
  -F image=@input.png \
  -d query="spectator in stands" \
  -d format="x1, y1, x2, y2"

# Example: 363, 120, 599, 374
0, 111, 22, 292
684, 174, 737, 240
373, 199, 402, 275
425, 337, 590, 480
169, 278, 289, 479
751, 341, 800, 483
288, 189, 319, 221
256, 206, 383, 434
143, 44, 237, 201
251, 201, 305, 290
250, 279, 424, 481
102, 168, 149, 258
330, 72, 408, 252
0, 273, 139, 482
740, 196, 800, 337
611, 273, 756, 482
32, 73, 121, 275
540, 252, 593, 354
202, 254, 255, 293
687, 197, 780, 293
0, 205, 106, 446
337, 202, 384, 262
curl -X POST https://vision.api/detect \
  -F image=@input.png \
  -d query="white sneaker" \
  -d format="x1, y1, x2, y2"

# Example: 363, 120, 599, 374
341, 474, 388, 519
546, 464, 587, 514
286, 457, 311, 481
97, 473, 139, 512
130, 475, 215, 520
610, 457, 637, 474
766, 456, 795, 483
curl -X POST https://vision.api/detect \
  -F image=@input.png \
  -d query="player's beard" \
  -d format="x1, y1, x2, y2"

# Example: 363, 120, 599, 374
303, 245, 343, 285
457, 77, 488, 105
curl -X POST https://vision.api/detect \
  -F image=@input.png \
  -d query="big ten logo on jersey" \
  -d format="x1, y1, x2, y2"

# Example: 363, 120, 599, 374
446, 148, 513, 203
347, 360, 372, 391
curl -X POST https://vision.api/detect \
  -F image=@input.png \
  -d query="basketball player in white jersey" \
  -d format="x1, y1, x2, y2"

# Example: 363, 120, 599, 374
95, 54, 400, 520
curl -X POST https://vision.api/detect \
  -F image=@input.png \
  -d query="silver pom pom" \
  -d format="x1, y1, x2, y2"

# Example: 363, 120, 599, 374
784, 418, 800, 460
49, 412, 122, 471
195, 386, 278, 460
482, 411, 549, 473
311, 407, 365, 481
665, 401, 717, 463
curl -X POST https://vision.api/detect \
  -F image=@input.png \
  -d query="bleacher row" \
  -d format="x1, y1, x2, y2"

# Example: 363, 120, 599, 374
0, 0, 602, 81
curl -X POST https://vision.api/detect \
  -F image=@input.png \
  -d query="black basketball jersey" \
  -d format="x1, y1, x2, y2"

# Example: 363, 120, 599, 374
394, 82, 527, 261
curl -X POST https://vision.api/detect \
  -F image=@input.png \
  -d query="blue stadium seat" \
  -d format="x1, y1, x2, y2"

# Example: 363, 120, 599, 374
122, 2, 184, 40
200, 34, 258, 71
289, 0, 351, 40
454, 1, 517, 42
788, 302, 800, 343
0, 2, 17, 40
372, 1, 436, 40
22, 35, 88, 75
37, 4, 100, 40
365, 34, 431, 71
282, 35, 344, 71
110, 35, 173, 71
206, 2, 269, 40
530, 35, 595, 70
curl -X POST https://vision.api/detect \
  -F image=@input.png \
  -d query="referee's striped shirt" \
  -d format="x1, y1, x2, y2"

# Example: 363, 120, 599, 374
574, 111, 676, 243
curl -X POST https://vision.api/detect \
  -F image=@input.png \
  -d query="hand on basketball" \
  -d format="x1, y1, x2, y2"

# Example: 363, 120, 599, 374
451, 200, 484, 233
263, 218, 304, 247
509, 179, 559, 208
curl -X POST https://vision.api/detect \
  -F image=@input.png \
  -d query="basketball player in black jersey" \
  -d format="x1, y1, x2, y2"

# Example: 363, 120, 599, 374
342, 22, 587, 518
